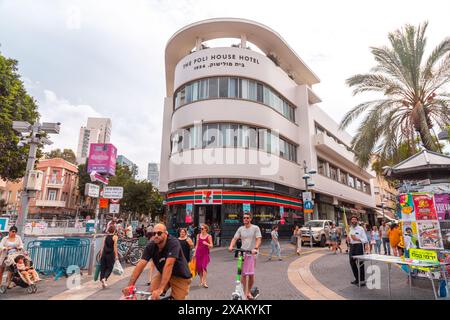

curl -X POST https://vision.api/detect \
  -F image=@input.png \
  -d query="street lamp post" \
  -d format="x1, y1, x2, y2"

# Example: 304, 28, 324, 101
302, 161, 316, 248
12, 121, 60, 238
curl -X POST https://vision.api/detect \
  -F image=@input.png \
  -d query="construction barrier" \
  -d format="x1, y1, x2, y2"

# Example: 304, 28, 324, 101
27, 238, 91, 278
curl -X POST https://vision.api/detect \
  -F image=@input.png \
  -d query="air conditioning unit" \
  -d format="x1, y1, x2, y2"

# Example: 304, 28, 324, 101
26, 170, 44, 191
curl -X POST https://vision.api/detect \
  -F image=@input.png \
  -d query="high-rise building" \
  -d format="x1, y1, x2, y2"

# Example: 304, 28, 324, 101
117, 155, 138, 177
147, 163, 159, 188
76, 117, 112, 164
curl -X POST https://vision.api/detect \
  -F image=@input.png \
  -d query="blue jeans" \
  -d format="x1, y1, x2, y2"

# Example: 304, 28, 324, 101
382, 238, 390, 255
269, 240, 281, 259
375, 240, 382, 254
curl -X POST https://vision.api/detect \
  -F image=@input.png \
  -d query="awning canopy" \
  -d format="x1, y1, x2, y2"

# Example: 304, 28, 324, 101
375, 209, 396, 221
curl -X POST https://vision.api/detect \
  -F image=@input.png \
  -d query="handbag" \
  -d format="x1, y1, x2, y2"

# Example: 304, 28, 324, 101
94, 262, 101, 281
188, 257, 197, 277
113, 259, 124, 276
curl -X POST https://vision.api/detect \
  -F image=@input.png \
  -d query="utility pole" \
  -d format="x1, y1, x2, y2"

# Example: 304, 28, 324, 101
302, 161, 316, 248
12, 121, 60, 238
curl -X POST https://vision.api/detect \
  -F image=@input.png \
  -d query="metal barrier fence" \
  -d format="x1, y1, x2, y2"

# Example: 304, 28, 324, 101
27, 238, 91, 278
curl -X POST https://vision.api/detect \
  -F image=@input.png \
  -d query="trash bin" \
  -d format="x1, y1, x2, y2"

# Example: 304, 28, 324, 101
86, 220, 95, 233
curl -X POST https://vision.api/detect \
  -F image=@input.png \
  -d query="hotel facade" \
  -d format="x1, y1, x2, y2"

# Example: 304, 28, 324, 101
159, 18, 377, 239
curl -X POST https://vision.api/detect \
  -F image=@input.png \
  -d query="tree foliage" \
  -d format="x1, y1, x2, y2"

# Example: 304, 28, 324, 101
340, 22, 450, 168
0, 51, 39, 180
45, 148, 77, 164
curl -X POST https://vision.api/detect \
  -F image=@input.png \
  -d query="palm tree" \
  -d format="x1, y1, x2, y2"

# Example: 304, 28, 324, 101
340, 22, 450, 168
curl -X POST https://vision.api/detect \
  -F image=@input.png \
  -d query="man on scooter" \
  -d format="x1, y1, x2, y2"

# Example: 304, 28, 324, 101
228, 213, 262, 300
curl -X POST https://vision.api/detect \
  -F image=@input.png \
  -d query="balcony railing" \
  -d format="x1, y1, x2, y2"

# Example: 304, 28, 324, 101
46, 178, 64, 187
35, 200, 66, 207
314, 133, 356, 166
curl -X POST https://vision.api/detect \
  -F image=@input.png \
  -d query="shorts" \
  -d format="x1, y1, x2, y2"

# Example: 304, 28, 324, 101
150, 273, 192, 300
242, 254, 256, 276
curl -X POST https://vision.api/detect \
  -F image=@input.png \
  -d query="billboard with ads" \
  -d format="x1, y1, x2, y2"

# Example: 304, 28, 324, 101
87, 143, 117, 176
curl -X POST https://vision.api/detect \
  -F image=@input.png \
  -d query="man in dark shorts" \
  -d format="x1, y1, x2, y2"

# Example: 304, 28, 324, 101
123, 223, 192, 300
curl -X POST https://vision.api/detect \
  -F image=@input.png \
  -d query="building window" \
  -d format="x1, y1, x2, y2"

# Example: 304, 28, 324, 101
174, 76, 296, 122
355, 179, 362, 190
196, 178, 209, 188
254, 180, 274, 190
209, 178, 223, 187
329, 165, 338, 181
47, 189, 57, 201
318, 158, 327, 176
340, 170, 348, 185
224, 178, 244, 187
348, 176, 355, 188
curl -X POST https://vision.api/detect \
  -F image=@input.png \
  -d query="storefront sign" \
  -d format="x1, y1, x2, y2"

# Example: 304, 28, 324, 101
109, 203, 120, 214
413, 193, 437, 220
194, 190, 222, 205
181, 52, 261, 72
434, 194, 450, 221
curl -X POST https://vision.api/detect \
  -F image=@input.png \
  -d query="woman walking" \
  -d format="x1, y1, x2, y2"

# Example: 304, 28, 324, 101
388, 223, 401, 256
193, 224, 213, 288
0, 226, 24, 288
329, 222, 339, 254
364, 224, 373, 253
268, 225, 282, 261
99, 225, 119, 288
178, 228, 194, 263
293, 225, 302, 255
372, 226, 382, 254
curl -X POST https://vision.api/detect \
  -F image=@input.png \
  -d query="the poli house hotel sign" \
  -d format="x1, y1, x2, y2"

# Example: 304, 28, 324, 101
182, 53, 261, 71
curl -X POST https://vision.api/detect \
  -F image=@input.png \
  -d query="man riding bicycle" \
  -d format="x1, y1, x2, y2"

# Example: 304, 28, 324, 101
228, 213, 262, 300
122, 223, 192, 300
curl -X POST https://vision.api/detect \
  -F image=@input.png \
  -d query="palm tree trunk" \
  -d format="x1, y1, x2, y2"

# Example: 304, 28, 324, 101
416, 105, 439, 152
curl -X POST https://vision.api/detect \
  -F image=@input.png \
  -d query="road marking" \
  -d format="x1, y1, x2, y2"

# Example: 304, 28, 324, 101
48, 266, 134, 300
287, 251, 346, 300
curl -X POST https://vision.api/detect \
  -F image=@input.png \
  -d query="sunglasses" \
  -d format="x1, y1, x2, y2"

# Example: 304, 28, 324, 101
155, 231, 165, 236
243, 217, 251, 220
10, 231, 17, 233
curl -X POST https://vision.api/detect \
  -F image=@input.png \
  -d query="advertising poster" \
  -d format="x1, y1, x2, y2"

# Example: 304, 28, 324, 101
87, 143, 117, 176
434, 194, 450, 221
417, 220, 444, 249
439, 221, 450, 250
399, 193, 415, 221
185, 203, 193, 223
402, 221, 419, 249
413, 193, 437, 221
243, 203, 251, 214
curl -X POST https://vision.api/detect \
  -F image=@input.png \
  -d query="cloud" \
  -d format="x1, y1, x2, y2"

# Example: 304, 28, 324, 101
39, 89, 102, 154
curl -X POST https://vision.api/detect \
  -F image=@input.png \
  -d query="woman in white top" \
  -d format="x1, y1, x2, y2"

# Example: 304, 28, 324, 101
268, 225, 282, 261
0, 226, 24, 288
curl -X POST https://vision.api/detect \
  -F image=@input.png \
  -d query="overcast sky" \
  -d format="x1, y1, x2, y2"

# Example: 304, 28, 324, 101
1, 0, 449, 179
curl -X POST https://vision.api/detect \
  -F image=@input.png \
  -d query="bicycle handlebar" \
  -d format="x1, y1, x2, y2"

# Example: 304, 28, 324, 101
232, 248, 254, 253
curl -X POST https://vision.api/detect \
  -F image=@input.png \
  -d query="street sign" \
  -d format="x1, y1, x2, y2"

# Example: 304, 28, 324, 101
109, 203, 120, 214
99, 198, 109, 209
0, 217, 10, 232
304, 200, 314, 214
84, 183, 100, 198
110, 198, 120, 204
89, 171, 109, 185
103, 186, 124, 199
302, 191, 312, 202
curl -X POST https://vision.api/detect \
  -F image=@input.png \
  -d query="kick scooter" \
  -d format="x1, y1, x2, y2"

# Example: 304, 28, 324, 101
231, 248, 260, 300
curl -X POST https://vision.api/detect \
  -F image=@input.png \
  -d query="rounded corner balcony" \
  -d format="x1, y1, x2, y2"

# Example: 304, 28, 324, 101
165, 18, 320, 97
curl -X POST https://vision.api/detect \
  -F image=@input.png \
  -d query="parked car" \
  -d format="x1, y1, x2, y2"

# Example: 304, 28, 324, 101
300, 220, 333, 247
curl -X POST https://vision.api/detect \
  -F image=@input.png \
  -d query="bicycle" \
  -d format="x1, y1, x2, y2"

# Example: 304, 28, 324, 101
121, 285, 173, 300
96, 239, 143, 266
231, 249, 260, 300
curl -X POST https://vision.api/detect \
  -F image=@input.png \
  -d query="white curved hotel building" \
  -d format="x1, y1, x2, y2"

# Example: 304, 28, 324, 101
160, 18, 376, 239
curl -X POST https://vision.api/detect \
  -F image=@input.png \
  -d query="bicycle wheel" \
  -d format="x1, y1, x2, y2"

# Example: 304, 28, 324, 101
129, 247, 144, 266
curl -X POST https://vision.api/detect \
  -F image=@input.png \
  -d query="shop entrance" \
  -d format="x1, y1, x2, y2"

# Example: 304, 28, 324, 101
194, 205, 222, 226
